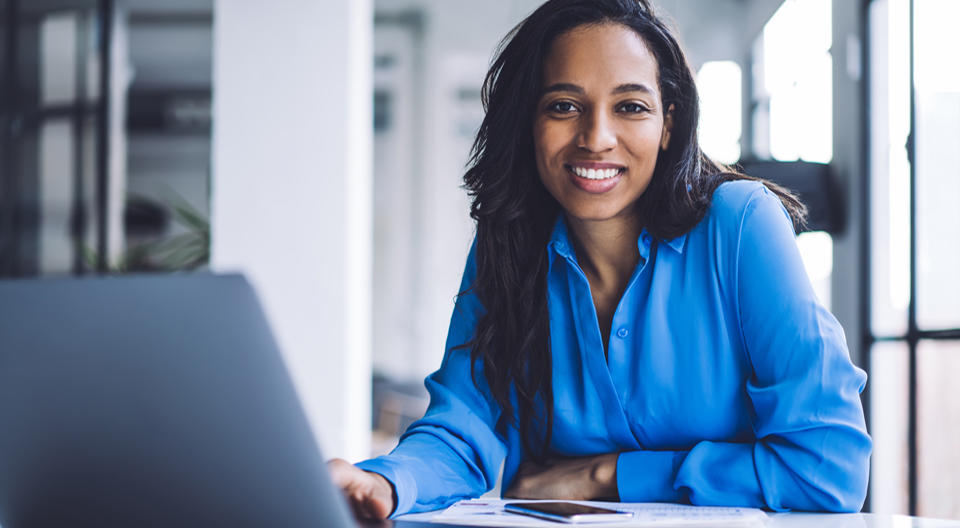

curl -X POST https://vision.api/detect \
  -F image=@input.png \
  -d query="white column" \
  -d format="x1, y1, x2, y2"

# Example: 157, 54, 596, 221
210, 0, 372, 461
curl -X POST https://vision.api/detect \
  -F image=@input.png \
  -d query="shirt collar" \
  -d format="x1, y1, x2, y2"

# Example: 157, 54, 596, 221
547, 215, 576, 268
547, 214, 688, 266
660, 232, 688, 255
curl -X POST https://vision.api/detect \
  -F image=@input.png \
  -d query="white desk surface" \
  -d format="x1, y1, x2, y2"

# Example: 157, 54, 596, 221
395, 510, 960, 527
766, 512, 960, 527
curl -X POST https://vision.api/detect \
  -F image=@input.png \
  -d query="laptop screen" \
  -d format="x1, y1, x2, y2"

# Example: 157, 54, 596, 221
0, 274, 355, 527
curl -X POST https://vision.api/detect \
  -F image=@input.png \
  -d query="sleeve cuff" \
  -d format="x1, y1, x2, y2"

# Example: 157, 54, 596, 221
355, 456, 419, 518
616, 450, 688, 503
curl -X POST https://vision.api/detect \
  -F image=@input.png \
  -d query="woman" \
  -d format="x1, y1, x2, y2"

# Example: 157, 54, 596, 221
329, 0, 871, 519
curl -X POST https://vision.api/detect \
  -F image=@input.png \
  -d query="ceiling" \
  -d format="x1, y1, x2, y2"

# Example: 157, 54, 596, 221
658, 0, 786, 67
40, 0, 786, 90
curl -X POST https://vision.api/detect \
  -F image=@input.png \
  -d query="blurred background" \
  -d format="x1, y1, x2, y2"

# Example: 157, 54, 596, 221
0, 0, 957, 519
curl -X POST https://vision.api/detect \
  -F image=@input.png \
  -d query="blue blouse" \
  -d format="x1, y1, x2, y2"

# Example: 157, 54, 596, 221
357, 180, 871, 515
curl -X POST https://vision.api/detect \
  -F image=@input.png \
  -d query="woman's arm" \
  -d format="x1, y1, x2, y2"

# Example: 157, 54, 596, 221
504, 453, 619, 500
622, 186, 870, 511
352, 241, 507, 517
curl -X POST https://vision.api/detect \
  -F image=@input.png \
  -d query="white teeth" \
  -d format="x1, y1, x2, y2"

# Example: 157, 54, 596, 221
571, 166, 621, 180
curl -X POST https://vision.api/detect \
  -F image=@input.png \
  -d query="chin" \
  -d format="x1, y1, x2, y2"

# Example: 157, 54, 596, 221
564, 205, 631, 223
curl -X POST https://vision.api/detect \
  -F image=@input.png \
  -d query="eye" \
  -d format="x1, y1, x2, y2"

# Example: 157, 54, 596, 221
617, 102, 651, 114
546, 100, 579, 114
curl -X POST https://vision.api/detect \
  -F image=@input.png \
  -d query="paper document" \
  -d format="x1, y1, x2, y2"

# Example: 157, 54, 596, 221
425, 499, 768, 526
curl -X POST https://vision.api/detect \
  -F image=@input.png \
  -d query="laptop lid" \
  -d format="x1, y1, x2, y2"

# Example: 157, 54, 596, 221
0, 273, 355, 527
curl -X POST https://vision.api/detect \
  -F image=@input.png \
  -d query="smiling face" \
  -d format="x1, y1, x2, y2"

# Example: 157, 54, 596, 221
533, 22, 673, 226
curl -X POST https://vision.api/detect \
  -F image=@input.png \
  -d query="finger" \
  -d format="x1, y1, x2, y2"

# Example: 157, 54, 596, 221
343, 492, 365, 521
348, 493, 385, 521
363, 494, 392, 520
347, 489, 376, 521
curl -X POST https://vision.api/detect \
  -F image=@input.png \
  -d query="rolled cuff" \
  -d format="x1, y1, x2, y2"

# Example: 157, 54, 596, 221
616, 450, 688, 503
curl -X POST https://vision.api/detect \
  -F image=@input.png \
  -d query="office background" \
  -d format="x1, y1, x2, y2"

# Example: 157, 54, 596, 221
0, 0, 957, 519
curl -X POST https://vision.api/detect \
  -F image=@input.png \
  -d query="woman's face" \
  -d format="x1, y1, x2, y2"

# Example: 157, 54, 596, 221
533, 22, 672, 225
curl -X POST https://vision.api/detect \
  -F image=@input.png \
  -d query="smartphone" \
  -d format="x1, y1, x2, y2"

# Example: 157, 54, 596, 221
504, 501, 633, 524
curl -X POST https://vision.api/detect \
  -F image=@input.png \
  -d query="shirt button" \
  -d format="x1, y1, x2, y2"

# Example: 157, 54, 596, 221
616, 327, 629, 338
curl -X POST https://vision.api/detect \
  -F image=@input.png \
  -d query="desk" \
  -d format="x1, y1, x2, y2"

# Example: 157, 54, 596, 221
356, 512, 960, 528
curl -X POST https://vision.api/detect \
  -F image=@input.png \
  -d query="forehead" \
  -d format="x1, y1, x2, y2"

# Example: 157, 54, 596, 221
542, 22, 660, 89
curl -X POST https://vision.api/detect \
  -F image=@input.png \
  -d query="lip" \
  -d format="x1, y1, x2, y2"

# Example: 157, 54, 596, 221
565, 164, 624, 194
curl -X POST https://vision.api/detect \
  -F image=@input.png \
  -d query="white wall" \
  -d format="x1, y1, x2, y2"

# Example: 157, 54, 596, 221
210, 0, 373, 461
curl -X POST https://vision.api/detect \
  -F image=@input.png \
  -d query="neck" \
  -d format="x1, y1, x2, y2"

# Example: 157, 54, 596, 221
565, 212, 643, 290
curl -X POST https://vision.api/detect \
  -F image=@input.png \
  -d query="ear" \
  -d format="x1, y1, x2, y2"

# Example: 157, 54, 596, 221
660, 103, 675, 151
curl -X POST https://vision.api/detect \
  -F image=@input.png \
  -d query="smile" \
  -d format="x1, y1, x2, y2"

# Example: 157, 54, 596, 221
565, 164, 626, 180
571, 167, 620, 180
564, 164, 625, 194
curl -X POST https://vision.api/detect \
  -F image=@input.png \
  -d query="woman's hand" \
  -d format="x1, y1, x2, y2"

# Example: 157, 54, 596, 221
327, 458, 396, 520
504, 453, 619, 501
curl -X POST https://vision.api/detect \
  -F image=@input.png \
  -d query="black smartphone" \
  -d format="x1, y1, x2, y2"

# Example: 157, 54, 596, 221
504, 501, 633, 524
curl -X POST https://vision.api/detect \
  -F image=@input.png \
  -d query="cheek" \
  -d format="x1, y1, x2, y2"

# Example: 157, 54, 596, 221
532, 124, 554, 183
622, 128, 666, 166
533, 120, 569, 161
533, 129, 564, 196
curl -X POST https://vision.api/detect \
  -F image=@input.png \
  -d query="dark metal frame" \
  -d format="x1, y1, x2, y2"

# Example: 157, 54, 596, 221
70, 11, 90, 274
906, 1, 918, 510
95, 0, 111, 273
859, 0, 873, 513
1, 0, 23, 276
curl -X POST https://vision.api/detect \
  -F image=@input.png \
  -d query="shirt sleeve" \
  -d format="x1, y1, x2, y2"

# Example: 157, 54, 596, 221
355, 240, 507, 517
616, 185, 872, 512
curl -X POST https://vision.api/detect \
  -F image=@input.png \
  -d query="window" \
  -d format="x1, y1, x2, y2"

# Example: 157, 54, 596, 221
753, 0, 833, 163
868, 0, 960, 517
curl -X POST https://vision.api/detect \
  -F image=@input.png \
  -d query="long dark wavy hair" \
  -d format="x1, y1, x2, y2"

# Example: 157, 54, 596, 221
460, 0, 807, 460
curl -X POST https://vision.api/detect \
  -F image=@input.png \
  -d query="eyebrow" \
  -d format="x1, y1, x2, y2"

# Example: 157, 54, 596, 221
541, 82, 657, 96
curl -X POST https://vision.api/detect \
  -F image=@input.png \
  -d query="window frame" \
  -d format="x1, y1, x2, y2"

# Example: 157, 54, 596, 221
865, 0, 960, 515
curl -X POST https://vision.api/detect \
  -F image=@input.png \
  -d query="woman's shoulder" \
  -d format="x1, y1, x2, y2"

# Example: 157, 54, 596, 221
703, 179, 787, 229
710, 179, 771, 212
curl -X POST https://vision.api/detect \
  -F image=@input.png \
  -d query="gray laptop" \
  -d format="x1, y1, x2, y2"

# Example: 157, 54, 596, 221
0, 273, 363, 527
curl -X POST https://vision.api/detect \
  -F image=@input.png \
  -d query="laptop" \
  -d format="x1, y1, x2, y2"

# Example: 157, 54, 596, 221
0, 273, 449, 527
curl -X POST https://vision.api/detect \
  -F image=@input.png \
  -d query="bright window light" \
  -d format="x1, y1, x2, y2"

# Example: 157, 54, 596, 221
697, 61, 742, 164
869, 0, 910, 336
761, 0, 833, 163
797, 230, 833, 310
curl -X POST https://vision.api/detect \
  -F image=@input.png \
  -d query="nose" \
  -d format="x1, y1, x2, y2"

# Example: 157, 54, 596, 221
577, 109, 617, 153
